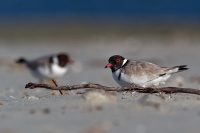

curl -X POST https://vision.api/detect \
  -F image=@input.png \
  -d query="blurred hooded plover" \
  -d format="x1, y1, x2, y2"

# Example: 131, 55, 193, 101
16, 52, 73, 94
105, 55, 188, 87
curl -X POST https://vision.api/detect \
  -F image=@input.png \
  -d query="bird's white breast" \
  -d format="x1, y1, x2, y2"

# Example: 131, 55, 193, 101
112, 69, 148, 86
38, 64, 68, 78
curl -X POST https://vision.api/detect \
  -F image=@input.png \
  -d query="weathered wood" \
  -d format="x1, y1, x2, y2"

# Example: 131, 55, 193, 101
25, 82, 200, 96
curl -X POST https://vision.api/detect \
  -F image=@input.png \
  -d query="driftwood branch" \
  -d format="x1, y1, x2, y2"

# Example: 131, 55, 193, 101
25, 82, 200, 96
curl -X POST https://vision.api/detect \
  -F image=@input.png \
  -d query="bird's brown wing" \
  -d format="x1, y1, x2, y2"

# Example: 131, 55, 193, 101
122, 60, 167, 81
29, 55, 51, 70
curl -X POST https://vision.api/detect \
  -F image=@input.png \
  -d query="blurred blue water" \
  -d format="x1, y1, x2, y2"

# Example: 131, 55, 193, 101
0, 0, 200, 21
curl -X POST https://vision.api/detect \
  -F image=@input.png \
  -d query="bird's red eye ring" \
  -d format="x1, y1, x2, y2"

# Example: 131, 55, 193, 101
116, 58, 121, 62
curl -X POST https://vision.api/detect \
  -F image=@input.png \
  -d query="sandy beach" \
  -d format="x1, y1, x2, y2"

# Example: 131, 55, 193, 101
0, 34, 200, 133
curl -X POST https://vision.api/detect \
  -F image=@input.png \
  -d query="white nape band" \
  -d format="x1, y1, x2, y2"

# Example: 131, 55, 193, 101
53, 56, 58, 64
122, 59, 128, 66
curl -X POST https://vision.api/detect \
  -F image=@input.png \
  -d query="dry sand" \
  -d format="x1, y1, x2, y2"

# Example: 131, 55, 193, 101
0, 35, 200, 133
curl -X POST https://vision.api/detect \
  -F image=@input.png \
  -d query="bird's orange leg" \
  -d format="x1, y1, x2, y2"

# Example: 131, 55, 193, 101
49, 79, 64, 95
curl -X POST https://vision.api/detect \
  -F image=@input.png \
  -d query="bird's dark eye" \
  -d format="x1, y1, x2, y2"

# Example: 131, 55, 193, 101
116, 58, 121, 63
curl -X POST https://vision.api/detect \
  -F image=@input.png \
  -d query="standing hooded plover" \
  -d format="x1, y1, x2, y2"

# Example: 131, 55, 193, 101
16, 52, 73, 94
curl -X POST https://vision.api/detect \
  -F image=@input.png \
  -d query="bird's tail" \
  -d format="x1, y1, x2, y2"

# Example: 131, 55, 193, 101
15, 58, 27, 64
165, 65, 189, 74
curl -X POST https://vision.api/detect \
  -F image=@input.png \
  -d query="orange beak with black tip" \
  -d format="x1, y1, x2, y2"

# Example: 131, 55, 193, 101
105, 63, 112, 68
